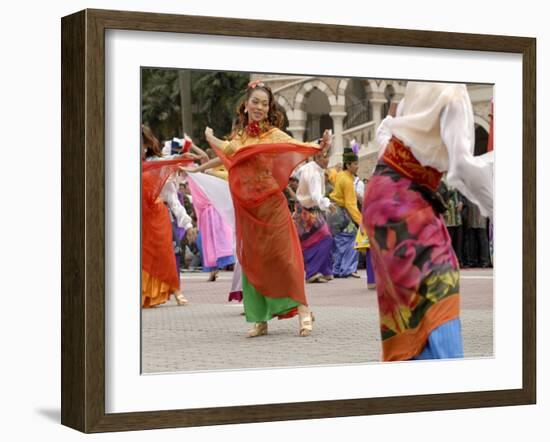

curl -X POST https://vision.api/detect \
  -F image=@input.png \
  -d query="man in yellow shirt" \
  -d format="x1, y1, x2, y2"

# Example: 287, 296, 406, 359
327, 162, 342, 186
327, 148, 361, 278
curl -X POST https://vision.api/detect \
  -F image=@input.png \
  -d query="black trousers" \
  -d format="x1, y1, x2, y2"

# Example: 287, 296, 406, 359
447, 225, 464, 265
463, 227, 491, 267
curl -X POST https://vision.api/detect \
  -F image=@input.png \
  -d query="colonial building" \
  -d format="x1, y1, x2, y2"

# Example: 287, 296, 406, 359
251, 74, 493, 179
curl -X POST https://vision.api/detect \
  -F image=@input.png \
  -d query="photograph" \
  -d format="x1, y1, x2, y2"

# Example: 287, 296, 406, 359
140, 69, 495, 373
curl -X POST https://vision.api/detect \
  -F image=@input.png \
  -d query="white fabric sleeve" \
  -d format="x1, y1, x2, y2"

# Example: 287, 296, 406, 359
375, 99, 404, 157
297, 166, 331, 211
185, 173, 235, 232
355, 179, 365, 201
160, 180, 193, 230
395, 99, 404, 117
310, 171, 331, 211
441, 97, 494, 218
162, 141, 172, 157
318, 195, 331, 211
376, 116, 394, 158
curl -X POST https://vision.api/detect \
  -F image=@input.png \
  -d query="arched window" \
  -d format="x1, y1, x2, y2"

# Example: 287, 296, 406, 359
275, 102, 291, 135
383, 84, 395, 117
303, 87, 332, 141
474, 124, 489, 156
344, 79, 370, 129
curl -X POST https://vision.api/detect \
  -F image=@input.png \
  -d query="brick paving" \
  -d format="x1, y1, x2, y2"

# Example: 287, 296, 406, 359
142, 268, 493, 373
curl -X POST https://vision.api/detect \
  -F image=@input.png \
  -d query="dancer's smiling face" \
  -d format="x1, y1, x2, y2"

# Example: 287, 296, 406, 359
245, 89, 270, 123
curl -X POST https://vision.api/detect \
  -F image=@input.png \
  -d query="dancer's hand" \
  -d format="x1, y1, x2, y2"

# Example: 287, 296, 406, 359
181, 152, 200, 160
179, 165, 198, 174
320, 129, 332, 149
328, 203, 337, 214
204, 127, 214, 140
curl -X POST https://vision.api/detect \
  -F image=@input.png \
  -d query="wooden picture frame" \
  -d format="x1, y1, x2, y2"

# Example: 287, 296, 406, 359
61, 8, 536, 433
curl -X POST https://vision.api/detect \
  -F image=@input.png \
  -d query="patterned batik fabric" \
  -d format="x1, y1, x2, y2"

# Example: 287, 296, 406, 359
293, 205, 326, 241
362, 164, 461, 361
292, 205, 333, 280
326, 204, 357, 236
444, 188, 463, 227
326, 205, 359, 277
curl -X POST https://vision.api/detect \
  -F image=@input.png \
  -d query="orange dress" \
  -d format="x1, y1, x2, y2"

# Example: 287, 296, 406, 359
214, 128, 319, 321
141, 157, 192, 308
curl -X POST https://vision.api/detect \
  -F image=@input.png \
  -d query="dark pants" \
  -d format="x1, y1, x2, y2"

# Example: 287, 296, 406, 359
463, 227, 491, 267
447, 225, 464, 266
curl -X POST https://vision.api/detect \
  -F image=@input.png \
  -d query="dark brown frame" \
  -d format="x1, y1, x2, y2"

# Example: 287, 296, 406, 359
61, 8, 536, 433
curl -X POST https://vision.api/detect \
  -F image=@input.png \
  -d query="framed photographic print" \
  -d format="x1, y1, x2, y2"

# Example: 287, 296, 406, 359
61, 8, 536, 433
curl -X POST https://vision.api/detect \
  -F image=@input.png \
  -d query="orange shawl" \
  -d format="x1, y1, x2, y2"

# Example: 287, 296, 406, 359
141, 158, 192, 291
214, 143, 318, 304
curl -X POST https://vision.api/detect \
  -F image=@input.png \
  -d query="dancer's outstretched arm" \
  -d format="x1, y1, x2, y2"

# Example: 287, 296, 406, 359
180, 157, 222, 174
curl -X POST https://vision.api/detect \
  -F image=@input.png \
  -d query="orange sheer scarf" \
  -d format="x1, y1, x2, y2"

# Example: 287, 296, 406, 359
214, 143, 318, 304
141, 158, 193, 291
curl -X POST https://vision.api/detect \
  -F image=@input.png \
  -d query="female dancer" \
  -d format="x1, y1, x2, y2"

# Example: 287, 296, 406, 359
186, 177, 235, 281
363, 82, 493, 361
184, 80, 330, 337
185, 171, 244, 302
141, 125, 195, 308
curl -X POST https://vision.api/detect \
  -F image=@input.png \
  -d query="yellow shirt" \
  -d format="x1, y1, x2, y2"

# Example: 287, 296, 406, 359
327, 168, 339, 185
207, 164, 229, 181
221, 127, 318, 155
329, 170, 362, 225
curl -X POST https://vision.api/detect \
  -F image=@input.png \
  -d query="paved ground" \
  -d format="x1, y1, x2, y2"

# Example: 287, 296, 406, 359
141, 268, 493, 373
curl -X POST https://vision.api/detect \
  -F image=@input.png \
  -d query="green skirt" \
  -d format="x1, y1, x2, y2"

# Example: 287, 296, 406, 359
242, 273, 301, 323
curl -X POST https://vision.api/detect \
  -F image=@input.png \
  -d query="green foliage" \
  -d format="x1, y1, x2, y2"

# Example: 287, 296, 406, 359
141, 69, 182, 141
141, 68, 249, 145
190, 71, 249, 146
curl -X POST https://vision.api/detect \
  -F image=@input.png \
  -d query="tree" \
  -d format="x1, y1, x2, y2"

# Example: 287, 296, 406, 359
141, 68, 249, 145
190, 71, 249, 146
178, 70, 192, 137
141, 68, 182, 141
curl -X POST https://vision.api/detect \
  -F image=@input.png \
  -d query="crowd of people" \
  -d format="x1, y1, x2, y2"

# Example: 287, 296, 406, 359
441, 182, 493, 268
141, 79, 494, 362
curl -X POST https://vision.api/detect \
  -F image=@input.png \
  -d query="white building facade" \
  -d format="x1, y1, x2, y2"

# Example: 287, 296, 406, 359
251, 74, 493, 179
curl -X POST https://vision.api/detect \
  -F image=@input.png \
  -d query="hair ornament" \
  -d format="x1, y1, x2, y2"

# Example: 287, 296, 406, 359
248, 79, 266, 89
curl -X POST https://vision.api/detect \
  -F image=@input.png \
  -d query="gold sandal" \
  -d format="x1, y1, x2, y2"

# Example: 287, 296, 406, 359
174, 293, 188, 306
247, 322, 268, 338
299, 312, 315, 337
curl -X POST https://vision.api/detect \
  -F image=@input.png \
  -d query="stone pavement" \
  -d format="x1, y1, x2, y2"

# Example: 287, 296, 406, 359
142, 268, 493, 373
